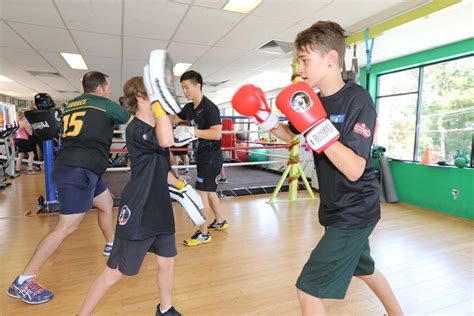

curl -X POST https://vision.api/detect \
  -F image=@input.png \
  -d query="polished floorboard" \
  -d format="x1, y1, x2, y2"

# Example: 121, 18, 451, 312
0, 171, 472, 315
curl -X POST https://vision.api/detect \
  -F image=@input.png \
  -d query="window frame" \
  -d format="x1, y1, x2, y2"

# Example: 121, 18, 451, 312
375, 55, 473, 164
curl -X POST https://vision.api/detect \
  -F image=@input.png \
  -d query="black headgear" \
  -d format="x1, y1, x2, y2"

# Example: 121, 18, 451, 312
34, 93, 55, 110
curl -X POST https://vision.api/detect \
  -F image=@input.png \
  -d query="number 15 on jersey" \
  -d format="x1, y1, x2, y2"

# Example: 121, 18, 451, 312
62, 111, 86, 138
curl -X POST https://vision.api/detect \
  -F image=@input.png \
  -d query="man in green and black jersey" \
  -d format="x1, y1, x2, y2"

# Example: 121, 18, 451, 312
7, 71, 131, 305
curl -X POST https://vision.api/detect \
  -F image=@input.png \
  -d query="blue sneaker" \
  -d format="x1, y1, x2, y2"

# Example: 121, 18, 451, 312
7, 276, 53, 304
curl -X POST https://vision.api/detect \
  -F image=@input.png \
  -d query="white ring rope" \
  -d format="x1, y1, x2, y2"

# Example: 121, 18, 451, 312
234, 149, 289, 159
106, 159, 288, 172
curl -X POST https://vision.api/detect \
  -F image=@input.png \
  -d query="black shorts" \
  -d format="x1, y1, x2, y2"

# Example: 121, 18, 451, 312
107, 234, 177, 276
16, 138, 35, 153
52, 165, 108, 215
195, 153, 223, 192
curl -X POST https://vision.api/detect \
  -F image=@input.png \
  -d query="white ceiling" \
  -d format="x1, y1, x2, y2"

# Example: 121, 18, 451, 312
0, 0, 472, 107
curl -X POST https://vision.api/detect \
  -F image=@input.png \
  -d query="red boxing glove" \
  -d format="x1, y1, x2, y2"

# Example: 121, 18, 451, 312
276, 81, 340, 154
232, 84, 279, 131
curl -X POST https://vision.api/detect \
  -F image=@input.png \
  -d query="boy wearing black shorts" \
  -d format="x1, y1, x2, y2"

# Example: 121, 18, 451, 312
79, 76, 182, 316
171, 70, 228, 246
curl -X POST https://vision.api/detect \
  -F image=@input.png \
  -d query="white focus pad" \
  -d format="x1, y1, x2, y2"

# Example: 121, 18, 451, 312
146, 49, 182, 115
169, 184, 206, 226
174, 126, 197, 147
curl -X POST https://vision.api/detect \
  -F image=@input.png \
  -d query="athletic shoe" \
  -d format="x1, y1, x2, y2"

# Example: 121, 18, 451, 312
7, 276, 53, 304
184, 169, 190, 175
26, 169, 40, 175
217, 177, 228, 184
183, 230, 211, 247
156, 304, 183, 316
208, 219, 229, 231
103, 243, 113, 256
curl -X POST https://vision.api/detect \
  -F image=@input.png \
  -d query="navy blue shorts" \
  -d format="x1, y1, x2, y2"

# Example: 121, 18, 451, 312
52, 165, 108, 215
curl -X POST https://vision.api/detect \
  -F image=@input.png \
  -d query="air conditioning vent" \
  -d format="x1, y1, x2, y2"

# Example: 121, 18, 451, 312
258, 40, 294, 54
57, 90, 80, 94
27, 71, 63, 78
205, 80, 229, 87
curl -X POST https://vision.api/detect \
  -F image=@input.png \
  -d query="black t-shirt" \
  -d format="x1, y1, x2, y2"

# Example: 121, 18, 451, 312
289, 81, 380, 228
55, 94, 130, 175
177, 96, 222, 162
115, 118, 175, 240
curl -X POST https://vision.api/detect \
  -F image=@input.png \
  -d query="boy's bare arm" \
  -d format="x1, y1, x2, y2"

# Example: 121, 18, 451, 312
155, 114, 174, 148
324, 142, 366, 182
271, 123, 297, 143
195, 124, 221, 140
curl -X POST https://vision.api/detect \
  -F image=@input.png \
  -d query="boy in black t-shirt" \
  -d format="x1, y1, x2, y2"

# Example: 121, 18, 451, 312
79, 77, 182, 316
236, 22, 403, 315
171, 70, 228, 246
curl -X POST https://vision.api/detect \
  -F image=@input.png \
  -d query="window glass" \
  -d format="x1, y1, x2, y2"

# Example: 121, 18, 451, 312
378, 68, 419, 96
419, 56, 474, 163
377, 94, 419, 160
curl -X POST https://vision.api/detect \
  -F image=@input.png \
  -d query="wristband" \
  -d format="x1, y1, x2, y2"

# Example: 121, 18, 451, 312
175, 180, 186, 190
152, 101, 166, 118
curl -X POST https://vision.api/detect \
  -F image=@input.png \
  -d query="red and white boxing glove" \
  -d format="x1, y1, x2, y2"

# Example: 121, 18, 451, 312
276, 81, 340, 154
231, 84, 279, 131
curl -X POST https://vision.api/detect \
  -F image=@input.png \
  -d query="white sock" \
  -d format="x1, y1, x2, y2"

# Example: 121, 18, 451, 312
106, 242, 113, 246
160, 305, 172, 313
18, 275, 35, 284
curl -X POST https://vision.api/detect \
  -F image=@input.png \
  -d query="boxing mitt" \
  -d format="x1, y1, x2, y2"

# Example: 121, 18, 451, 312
174, 126, 197, 146
169, 183, 206, 226
144, 50, 182, 115
232, 84, 279, 131
276, 81, 340, 154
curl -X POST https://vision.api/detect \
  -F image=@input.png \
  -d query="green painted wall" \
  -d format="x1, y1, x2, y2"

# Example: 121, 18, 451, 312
389, 161, 473, 220
363, 39, 474, 220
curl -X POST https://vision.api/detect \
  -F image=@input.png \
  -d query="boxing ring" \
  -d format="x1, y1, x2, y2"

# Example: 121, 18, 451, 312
105, 116, 316, 204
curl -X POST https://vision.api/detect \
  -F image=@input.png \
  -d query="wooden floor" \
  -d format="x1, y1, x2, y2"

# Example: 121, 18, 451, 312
1, 172, 472, 315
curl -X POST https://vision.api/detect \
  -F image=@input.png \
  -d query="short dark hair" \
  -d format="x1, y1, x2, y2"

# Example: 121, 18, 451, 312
82, 71, 109, 93
295, 21, 346, 67
180, 70, 203, 91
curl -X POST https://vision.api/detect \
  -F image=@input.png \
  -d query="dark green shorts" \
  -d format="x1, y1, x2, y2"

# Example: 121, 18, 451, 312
296, 223, 377, 299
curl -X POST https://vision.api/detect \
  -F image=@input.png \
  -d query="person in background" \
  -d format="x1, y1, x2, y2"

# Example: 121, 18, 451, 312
170, 124, 191, 178
15, 111, 38, 175
170, 70, 228, 246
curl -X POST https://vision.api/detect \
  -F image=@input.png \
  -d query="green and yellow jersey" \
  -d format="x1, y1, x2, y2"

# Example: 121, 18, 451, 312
55, 93, 130, 175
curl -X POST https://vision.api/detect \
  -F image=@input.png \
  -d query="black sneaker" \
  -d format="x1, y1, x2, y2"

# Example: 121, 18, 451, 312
218, 177, 228, 184
207, 219, 229, 231
156, 304, 182, 316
